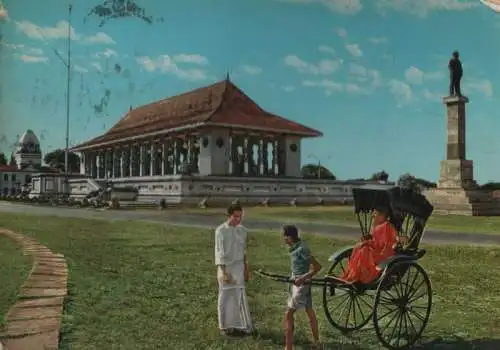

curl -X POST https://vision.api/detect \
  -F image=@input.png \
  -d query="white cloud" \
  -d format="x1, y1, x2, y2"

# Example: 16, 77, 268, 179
345, 43, 362, 57
467, 78, 493, 97
348, 63, 382, 86
277, 0, 362, 14
25, 47, 44, 56
303, 79, 343, 95
173, 54, 209, 65
19, 55, 48, 63
318, 45, 336, 56
368, 37, 388, 44
377, 0, 478, 17
73, 64, 89, 73
15, 20, 79, 40
389, 79, 413, 104
0, 4, 8, 21
337, 27, 347, 37
241, 64, 262, 75
404, 66, 425, 85
404, 65, 444, 85
94, 48, 117, 59
282, 85, 296, 92
84, 32, 115, 45
15, 20, 116, 45
135, 54, 209, 81
284, 55, 341, 75
91, 62, 102, 72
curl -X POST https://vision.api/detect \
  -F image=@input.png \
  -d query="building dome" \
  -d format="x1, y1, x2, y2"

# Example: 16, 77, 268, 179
16, 129, 41, 154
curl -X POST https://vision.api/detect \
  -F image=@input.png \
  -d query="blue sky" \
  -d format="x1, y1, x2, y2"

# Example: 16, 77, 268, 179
1, 0, 500, 183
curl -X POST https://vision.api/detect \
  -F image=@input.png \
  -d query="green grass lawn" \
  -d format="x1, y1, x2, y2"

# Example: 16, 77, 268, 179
0, 213, 499, 349
0, 233, 32, 328
181, 206, 500, 235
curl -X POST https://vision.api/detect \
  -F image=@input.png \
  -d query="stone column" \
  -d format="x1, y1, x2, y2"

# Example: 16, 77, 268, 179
120, 149, 127, 177
262, 140, 269, 176
150, 143, 156, 176
80, 152, 86, 175
438, 96, 475, 189
129, 145, 135, 177
162, 141, 167, 176
139, 144, 145, 177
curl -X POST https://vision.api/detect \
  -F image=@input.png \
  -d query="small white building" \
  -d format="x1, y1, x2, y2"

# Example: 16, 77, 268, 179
0, 165, 32, 196
0, 129, 61, 197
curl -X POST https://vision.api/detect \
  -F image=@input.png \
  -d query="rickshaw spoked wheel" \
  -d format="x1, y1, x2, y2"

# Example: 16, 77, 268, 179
373, 261, 432, 350
322, 248, 375, 332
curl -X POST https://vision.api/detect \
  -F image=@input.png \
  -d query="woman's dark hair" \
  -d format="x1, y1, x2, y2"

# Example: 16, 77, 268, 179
374, 206, 391, 219
227, 203, 243, 215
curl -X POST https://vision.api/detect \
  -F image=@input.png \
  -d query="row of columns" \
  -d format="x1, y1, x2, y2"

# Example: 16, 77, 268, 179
82, 136, 199, 179
80, 134, 287, 178
229, 135, 286, 176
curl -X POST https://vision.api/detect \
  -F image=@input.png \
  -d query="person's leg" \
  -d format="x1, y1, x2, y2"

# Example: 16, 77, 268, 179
455, 78, 462, 96
284, 308, 295, 350
305, 308, 319, 346
449, 76, 454, 96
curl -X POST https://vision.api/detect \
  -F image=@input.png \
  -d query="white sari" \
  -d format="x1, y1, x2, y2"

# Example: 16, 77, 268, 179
215, 223, 253, 333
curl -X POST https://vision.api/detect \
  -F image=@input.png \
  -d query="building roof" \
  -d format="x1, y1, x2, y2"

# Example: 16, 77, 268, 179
16, 129, 42, 154
0, 165, 19, 172
71, 79, 323, 151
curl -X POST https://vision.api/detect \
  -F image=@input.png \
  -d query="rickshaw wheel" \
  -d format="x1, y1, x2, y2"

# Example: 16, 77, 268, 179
373, 261, 432, 350
322, 248, 375, 332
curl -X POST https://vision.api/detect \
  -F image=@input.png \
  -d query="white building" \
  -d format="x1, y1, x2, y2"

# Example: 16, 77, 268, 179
0, 130, 59, 197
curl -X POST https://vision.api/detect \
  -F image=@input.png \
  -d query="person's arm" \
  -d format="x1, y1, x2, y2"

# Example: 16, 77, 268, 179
215, 227, 230, 280
244, 231, 250, 281
295, 254, 322, 285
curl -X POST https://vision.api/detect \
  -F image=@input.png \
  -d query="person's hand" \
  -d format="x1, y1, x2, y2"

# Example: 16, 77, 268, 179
223, 271, 234, 284
294, 276, 307, 286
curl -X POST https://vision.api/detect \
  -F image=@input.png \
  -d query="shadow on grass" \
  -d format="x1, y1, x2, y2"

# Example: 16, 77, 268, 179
416, 337, 500, 349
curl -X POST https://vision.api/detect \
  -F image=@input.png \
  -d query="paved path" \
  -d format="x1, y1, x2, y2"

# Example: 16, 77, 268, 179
0, 202, 499, 246
0, 228, 68, 350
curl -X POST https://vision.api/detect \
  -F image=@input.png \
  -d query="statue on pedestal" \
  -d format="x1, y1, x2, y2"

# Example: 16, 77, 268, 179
448, 51, 463, 97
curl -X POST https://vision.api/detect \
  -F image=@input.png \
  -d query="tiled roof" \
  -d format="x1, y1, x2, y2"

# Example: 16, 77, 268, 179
0, 165, 19, 172
71, 79, 322, 151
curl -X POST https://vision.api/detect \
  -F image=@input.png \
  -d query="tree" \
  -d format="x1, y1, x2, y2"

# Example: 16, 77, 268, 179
0, 153, 6, 166
43, 149, 80, 173
397, 173, 437, 193
301, 163, 336, 180
370, 170, 389, 182
9, 153, 16, 166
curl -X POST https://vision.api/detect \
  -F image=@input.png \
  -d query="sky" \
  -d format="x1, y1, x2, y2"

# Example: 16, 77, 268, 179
1, 0, 500, 183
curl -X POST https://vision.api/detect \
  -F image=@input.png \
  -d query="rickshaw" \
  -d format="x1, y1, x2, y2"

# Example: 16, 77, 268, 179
257, 184, 434, 350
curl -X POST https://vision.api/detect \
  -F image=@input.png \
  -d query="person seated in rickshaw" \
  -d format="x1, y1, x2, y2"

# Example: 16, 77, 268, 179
340, 206, 398, 284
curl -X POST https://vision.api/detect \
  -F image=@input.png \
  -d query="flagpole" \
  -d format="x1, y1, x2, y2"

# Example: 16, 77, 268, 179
64, 4, 72, 191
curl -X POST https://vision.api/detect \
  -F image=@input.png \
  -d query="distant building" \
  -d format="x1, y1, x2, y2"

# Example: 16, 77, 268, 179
0, 130, 58, 196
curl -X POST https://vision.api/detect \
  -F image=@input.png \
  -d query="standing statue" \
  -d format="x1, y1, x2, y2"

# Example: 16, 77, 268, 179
448, 51, 463, 97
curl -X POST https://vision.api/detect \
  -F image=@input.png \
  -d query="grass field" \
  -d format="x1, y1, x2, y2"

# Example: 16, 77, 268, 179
0, 213, 499, 349
179, 205, 500, 235
0, 233, 32, 327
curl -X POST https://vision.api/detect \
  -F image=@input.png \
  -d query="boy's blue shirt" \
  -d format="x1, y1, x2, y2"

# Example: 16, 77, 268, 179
289, 240, 311, 277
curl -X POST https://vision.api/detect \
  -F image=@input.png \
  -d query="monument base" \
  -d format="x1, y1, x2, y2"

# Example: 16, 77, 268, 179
424, 188, 500, 216
438, 159, 476, 189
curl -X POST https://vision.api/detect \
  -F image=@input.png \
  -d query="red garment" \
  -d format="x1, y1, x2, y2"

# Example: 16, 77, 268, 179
341, 221, 398, 284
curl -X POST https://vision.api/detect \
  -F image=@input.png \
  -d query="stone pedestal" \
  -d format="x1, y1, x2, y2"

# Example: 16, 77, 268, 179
425, 95, 500, 216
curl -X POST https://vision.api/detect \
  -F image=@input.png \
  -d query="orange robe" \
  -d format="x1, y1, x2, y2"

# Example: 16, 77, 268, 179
341, 221, 398, 284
